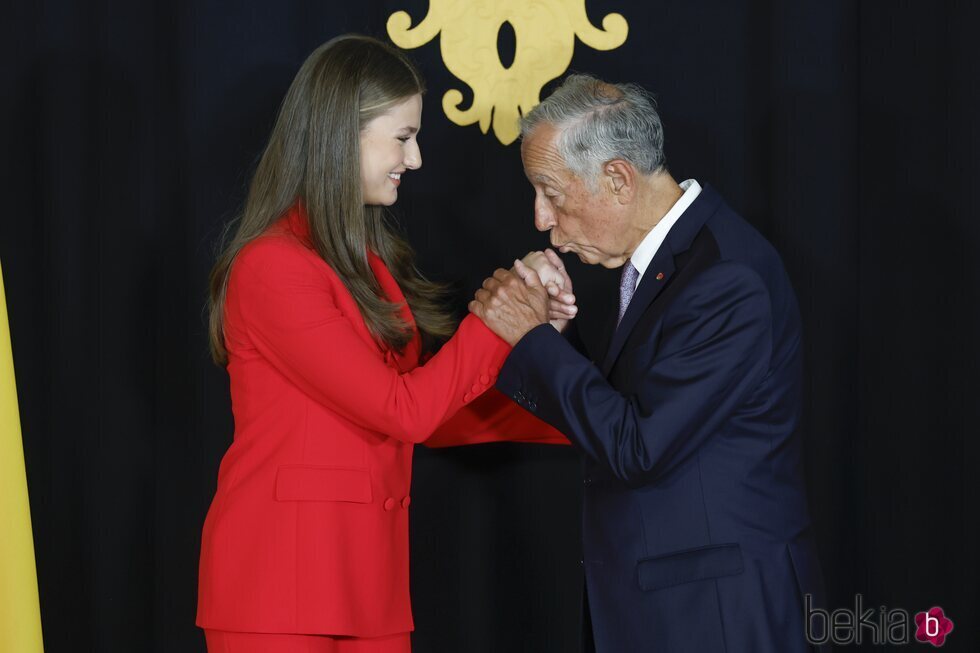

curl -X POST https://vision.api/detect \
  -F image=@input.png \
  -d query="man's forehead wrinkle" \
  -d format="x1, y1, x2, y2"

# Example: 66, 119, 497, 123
538, 148, 566, 169
526, 136, 566, 169
528, 157, 569, 186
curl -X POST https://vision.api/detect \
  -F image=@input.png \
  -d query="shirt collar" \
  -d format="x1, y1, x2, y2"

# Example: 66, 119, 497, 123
629, 179, 702, 282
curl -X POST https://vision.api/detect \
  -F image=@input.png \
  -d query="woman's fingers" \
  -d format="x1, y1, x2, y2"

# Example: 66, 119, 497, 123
520, 251, 564, 290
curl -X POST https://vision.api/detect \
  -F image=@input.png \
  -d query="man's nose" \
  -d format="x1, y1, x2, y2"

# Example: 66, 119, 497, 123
534, 199, 555, 232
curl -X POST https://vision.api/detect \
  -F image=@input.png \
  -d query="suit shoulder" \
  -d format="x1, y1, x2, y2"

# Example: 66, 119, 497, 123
700, 206, 801, 328
231, 233, 340, 291
236, 230, 309, 268
704, 206, 780, 265
679, 260, 770, 306
703, 207, 797, 289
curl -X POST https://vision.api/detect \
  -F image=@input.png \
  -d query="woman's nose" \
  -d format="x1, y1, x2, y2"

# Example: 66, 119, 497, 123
405, 143, 421, 170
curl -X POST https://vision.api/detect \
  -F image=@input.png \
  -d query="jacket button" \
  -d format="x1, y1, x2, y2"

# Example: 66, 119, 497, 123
383, 497, 397, 511
471, 384, 481, 394
479, 374, 490, 384
583, 477, 592, 486
401, 496, 411, 509
463, 392, 472, 402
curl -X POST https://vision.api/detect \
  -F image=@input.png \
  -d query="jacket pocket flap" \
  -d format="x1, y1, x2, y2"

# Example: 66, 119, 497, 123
275, 465, 372, 503
636, 543, 743, 591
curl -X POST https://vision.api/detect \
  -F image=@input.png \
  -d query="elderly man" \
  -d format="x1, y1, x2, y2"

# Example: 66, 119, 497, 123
470, 75, 824, 652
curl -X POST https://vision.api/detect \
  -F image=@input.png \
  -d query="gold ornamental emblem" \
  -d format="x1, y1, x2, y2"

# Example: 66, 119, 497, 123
387, 1, 628, 145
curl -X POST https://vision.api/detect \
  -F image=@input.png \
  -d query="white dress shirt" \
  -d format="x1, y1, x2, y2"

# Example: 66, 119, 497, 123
628, 179, 702, 290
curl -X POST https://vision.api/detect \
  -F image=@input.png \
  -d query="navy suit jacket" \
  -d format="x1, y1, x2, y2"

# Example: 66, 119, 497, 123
497, 185, 823, 652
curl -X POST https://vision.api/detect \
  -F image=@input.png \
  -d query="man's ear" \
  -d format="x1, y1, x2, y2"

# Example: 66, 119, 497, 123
603, 159, 635, 204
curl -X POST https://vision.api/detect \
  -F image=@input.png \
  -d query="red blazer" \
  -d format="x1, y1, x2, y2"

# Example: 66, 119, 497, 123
197, 205, 565, 637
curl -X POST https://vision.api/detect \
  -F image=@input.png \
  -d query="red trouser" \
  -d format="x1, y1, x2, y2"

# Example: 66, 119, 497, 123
204, 630, 412, 653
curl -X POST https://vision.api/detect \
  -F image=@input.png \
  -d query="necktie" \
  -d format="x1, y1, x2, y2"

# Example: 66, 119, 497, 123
617, 261, 639, 327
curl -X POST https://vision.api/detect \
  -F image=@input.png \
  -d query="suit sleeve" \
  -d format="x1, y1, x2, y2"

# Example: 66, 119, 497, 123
230, 240, 511, 444
495, 262, 772, 486
425, 388, 570, 447
427, 321, 591, 447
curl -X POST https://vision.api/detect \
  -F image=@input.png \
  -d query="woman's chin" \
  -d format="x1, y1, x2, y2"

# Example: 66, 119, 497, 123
364, 192, 398, 207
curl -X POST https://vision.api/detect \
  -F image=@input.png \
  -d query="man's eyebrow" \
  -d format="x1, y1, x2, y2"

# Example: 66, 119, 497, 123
531, 173, 555, 184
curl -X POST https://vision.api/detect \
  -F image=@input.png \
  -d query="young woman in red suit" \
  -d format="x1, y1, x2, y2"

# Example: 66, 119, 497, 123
197, 35, 569, 653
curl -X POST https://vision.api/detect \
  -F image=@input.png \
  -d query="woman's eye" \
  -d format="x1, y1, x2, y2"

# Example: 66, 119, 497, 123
398, 136, 411, 143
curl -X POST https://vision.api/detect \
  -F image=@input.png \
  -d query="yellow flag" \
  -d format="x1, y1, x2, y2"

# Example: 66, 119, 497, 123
0, 261, 44, 653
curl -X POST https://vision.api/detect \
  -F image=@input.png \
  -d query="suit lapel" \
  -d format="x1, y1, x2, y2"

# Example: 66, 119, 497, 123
281, 205, 421, 370
600, 249, 676, 376
599, 184, 724, 377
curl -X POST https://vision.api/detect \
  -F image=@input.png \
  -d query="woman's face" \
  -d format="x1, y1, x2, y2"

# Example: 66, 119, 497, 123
360, 93, 422, 206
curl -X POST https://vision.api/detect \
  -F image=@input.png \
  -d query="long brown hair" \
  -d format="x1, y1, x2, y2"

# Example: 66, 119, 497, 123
208, 35, 455, 365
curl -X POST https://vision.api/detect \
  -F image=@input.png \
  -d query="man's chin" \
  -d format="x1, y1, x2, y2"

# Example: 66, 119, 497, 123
557, 244, 602, 266
571, 250, 601, 266
556, 245, 583, 260
597, 257, 625, 269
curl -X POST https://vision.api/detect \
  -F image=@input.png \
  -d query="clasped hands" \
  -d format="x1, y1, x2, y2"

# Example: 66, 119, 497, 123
468, 249, 577, 346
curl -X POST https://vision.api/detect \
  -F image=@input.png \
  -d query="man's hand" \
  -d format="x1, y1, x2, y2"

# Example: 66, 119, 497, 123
521, 249, 577, 333
469, 263, 550, 346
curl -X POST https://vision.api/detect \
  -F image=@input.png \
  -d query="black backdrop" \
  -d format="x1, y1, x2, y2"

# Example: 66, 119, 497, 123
2, 1, 978, 651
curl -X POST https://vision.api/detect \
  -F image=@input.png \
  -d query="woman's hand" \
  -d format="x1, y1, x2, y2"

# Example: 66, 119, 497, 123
517, 249, 577, 333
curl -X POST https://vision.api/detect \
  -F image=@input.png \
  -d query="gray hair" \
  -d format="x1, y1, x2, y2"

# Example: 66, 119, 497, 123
520, 74, 666, 188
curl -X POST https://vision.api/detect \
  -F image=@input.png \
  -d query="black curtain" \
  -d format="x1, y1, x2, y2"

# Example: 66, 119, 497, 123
2, 1, 977, 651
